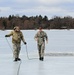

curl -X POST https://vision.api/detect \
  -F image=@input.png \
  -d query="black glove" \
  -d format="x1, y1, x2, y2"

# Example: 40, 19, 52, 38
5, 35, 9, 37
24, 42, 27, 45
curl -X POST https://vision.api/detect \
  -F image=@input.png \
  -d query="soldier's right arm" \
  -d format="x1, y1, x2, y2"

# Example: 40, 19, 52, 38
5, 31, 13, 37
34, 32, 38, 41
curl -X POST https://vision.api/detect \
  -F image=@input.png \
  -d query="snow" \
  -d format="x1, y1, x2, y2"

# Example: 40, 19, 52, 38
0, 29, 74, 75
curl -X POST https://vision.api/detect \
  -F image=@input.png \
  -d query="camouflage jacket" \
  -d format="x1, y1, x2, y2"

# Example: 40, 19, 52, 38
35, 31, 48, 45
6, 30, 25, 44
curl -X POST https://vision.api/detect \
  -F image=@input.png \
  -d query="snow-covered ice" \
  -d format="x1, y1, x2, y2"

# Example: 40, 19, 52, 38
0, 54, 74, 75
0, 30, 74, 75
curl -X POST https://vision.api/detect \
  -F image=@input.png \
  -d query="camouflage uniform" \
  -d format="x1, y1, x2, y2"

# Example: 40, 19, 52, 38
6, 30, 25, 59
35, 31, 48, 60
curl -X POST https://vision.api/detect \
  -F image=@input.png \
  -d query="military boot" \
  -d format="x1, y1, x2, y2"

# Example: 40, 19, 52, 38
39, 57, 42, 60
41, 57, 44, 61
17, 58, 21, 61
14, 58, 18, 62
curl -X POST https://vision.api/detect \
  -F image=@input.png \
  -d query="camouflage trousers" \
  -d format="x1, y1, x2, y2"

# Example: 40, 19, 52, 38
13, 43, 21, 58
37, 43, 45, 58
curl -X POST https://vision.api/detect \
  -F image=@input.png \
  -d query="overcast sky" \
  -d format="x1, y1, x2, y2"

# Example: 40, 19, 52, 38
0, 0, 74, 19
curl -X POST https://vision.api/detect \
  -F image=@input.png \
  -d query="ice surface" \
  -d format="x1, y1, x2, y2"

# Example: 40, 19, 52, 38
1, 29, 74, 54
0, 30, 74, 75
0, 54, 74, 75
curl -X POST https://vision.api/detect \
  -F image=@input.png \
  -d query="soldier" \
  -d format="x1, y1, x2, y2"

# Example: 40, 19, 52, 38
5, 26, 27, 61
34, 27, 48, 61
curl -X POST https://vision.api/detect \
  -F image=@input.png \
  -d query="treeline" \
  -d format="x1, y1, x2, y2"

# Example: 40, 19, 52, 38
0, 15, 74, 30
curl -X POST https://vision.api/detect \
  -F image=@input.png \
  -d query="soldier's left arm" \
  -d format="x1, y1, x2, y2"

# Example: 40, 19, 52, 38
44, 32, 48, 43
21, 32, 26, 43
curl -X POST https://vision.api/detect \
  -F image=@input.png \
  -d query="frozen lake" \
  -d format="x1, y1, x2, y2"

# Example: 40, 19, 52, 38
0, 29, 74, 75
0, 29, 74, 54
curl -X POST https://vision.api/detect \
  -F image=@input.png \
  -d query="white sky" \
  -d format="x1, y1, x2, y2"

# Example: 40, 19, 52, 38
0, 0, 74, 19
